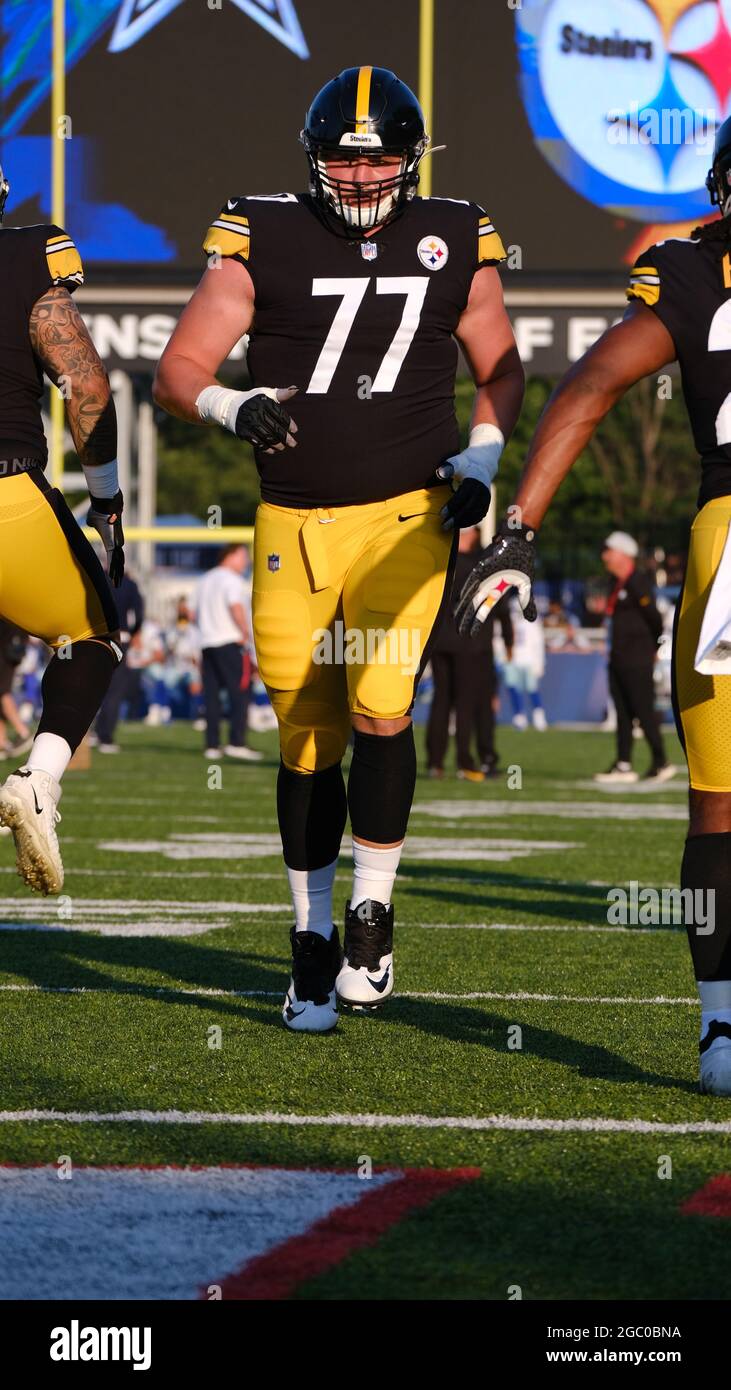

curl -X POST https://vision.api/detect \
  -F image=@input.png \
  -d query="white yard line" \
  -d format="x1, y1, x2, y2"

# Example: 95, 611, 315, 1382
0, 983, 696, 1004
421, 922, 683, 934
411, 799, 686, 821
0, 1109, 728, 1134
0, 917, 683, 935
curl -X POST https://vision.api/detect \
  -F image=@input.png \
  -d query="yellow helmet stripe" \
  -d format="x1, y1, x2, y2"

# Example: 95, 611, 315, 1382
355, 65, 373, 135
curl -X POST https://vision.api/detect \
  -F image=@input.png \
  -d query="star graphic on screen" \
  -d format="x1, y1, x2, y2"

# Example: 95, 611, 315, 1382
674, 2, 731, 115
109, 0, 309, 59
641, 0, 708, 42
609, 59, 713, 182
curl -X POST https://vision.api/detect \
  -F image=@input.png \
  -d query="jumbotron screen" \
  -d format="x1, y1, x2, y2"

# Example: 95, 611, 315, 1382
1, 0, 725, 274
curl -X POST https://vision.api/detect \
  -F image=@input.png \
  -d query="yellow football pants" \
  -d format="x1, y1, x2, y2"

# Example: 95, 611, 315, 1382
674, 496, 731, 790
0, 471, 117, 645
252, 485, 456, 773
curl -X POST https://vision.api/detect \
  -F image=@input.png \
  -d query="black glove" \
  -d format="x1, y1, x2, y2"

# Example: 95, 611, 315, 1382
234, 392, 296, 452
455, 518, 538, 637
87, 489, 125, 587
436, 464, 491, 531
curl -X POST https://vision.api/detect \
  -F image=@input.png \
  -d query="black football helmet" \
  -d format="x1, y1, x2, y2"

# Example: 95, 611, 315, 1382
0, 163, 9, 222
301, 66, 428, 234
706, 115, 731, 211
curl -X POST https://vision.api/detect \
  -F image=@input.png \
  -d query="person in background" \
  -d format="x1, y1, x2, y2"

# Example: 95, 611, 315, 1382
0, 619, 33, 757
94, 570, 145, 753
503, 596, 547, 729
594, 531, 673, 784
427, 526, 512, 781
167, 596, 203, 720
196, 543, 261, 761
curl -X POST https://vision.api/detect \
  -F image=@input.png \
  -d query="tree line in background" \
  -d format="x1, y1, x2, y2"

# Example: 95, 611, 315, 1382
153, 373, 699, 579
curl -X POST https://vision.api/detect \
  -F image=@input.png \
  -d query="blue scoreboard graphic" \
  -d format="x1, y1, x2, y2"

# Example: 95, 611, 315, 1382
1, 0, 309, 263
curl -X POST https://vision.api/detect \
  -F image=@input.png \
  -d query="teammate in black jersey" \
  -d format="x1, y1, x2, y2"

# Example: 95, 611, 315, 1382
457, 117, 731, 1096
155, 66, 524, 1032
0, 163, 124, 895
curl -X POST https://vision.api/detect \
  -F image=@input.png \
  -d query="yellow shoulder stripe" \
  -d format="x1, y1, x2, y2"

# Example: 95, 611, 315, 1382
626, 267, 660, 306
478, 215, 507, 263
45, 235, 83, 285
203, 218, 250, 259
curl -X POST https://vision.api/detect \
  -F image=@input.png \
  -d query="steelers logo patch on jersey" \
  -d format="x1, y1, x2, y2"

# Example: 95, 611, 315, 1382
417, 235, 449, 271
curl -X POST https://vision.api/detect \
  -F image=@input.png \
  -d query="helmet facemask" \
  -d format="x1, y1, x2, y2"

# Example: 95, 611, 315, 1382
706, 154, 731, 216
304, 136, 427, 235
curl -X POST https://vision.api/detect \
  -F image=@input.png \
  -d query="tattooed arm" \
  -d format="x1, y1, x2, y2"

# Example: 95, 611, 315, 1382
29, 286, 125, 584
28, 285, 117, 467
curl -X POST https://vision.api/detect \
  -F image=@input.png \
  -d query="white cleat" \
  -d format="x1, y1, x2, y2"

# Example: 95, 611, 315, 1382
283, 927, 341, 1033
699, 1022, 731, 1096
594, 763, 639, 784
224, 744, 263, 761
337, 899, 394, 1010
0, 767, 63, 895
642, 763, 676, 784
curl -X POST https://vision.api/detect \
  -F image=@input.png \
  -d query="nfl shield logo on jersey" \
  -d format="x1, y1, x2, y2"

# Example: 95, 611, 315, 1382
417, 235, 449, 270
267, 553, 281, 572
360, 241, 378, 261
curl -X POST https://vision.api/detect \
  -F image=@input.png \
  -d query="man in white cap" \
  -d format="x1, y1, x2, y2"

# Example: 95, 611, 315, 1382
594, 532, 673, 784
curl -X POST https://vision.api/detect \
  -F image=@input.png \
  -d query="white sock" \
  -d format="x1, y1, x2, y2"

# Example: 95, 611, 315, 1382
288, 859, 337, 937
698, 980, 731, 1039
351, 841, 403, 910
25, 733, 72, 783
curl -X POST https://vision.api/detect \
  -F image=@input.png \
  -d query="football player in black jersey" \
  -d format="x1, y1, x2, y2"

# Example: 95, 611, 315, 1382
155, 67, 524, 1032
457, 117, 731, 1096
0, 162, 124, 895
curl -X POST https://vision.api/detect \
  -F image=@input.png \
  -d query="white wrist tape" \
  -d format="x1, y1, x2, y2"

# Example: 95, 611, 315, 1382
453, 423, 505, 488
195, 384, 278, 435
83, 459, 119, 499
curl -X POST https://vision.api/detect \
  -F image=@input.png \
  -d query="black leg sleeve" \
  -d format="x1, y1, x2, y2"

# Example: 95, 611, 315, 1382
277, 760, 347, 871
682, 832, 731, 981
37, 639, 120, 752
347, 724, 417, 845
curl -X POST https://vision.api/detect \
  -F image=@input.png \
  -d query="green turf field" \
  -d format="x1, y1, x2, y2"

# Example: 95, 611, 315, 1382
1, 722, 730, 1300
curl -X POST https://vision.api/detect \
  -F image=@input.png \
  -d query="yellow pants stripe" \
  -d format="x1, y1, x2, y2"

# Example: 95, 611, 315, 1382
674, 496, 731, 790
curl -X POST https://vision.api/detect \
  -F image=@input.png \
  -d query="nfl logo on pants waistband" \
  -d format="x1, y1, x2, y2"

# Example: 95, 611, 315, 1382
268, 553, 281, 572
360, 241, 378, 261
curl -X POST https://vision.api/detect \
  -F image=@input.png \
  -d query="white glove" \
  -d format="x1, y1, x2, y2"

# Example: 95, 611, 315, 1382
439, 422, 505, 489
196, 384, 298, 452
437, 423, 504, 531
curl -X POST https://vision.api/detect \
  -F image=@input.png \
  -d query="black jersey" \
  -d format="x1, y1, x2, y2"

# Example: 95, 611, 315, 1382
0, 223, 84, 465
608, 570, 663, 661
202, 194, 506, 507
626, 234, 731, 507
